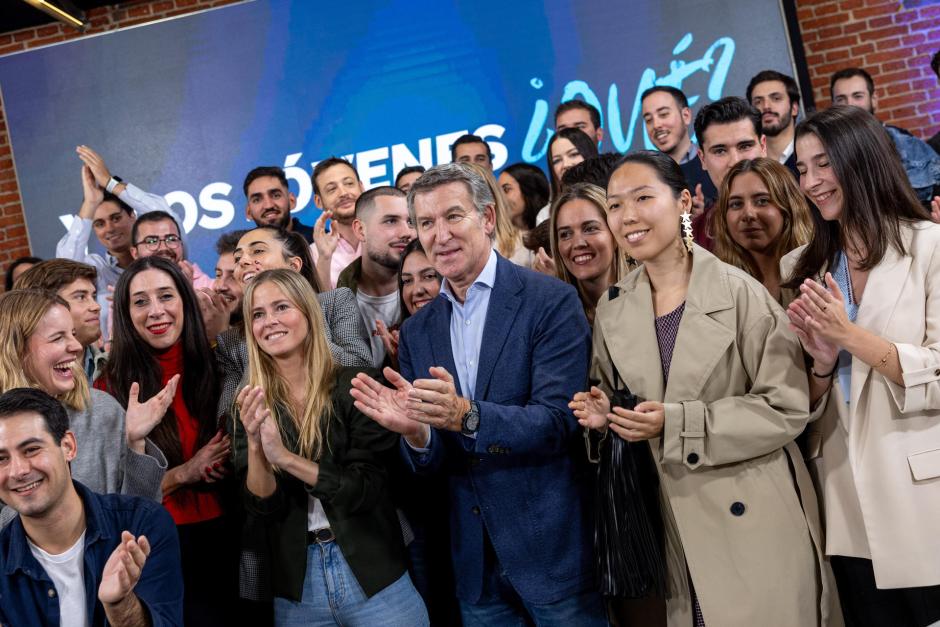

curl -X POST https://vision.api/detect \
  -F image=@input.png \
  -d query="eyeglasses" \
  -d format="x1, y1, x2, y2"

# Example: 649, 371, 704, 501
136, 235, 182, 250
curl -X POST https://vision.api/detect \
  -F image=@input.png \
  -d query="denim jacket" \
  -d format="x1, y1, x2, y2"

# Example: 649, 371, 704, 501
885, 125, 940, 202
0, 481, 183, 627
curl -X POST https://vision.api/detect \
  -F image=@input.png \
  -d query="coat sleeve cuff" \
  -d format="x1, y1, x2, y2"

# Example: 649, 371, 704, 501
886, 342, 940, 413
661, 401, 705, 469
123, 442, 168, 502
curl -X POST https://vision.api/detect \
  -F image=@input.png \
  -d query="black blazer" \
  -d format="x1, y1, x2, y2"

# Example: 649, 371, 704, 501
232, 367, 406, 601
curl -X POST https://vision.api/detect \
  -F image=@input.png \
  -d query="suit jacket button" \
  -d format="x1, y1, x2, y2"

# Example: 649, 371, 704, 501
472, 506, 480, 515
687, 452, 699, 464
730, 501, 746, 516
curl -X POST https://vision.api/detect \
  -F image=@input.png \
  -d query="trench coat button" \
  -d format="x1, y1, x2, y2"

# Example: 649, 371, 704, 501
686, 452, 699, 464
472, 506, 480, 515
730, 501, 746, 516
934, 369, 940, 376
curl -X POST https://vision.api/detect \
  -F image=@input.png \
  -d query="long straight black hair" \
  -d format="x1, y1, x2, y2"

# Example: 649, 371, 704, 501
783, 106, 930, 287
106, 256, 220, 467
547, 127, 600, 197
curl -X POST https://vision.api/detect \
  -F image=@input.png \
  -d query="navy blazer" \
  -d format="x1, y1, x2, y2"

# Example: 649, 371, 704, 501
398, 254, 595, 605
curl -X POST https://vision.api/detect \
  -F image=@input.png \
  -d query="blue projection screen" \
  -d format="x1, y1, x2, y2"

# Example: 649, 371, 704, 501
0, 0, 799, 271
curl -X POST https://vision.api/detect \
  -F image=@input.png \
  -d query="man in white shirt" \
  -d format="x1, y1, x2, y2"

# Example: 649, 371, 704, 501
336, 186, 415, 366
310, 157, 365, 289
0, 388, 183, 627
746, 69, 801, 176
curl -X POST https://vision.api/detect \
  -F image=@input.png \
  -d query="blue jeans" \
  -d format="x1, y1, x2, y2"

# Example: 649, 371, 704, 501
459, 555, 608, 627
273, 542, 429, 627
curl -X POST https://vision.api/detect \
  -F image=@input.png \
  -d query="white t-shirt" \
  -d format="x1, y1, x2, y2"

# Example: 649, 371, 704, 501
356, 289, 401, 368
28, 531, 88, 627
307, 495, 330, 532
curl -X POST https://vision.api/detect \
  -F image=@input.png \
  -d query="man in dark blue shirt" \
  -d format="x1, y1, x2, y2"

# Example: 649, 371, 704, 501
0, 388, 182, 627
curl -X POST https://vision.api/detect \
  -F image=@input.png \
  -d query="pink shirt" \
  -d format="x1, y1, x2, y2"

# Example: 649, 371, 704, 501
309, 236, 362, 289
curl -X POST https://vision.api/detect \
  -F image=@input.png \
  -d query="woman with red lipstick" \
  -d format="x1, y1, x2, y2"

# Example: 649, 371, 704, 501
0, 289, 170, 522
783, 106, 940, 627
712, 158, 813, 302
103, 256, 234, 625
549, 182, 626, 324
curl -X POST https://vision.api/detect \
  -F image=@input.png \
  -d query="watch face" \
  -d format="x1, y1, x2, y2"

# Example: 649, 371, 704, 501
466, 412, 480, 432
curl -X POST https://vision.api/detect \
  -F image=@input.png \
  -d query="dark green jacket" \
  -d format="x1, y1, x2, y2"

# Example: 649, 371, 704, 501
232, 367, 406, 601
336, 256, 363, 293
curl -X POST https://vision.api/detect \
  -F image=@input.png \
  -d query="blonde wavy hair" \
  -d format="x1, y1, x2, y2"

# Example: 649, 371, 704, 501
549, 183, 629, 318
241, 269, 336, 461
0, 290, 89, 411
712, 158, 814, 282
465, 163, 522, 259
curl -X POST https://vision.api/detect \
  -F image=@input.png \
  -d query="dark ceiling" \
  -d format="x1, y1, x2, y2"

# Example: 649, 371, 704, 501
0, 1, 125, 34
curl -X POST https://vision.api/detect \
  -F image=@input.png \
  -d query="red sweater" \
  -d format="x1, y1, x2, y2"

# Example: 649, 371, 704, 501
155, 343, 223, 525
97, 343, 223, 525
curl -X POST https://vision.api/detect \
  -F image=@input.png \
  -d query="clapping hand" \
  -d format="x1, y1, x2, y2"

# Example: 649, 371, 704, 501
197, 288, 230, 340
570, 386, 611, 430
375, 319, 400, 368
125, 375, 179, 448
98, 531, 149, 606
181, 431, 230, 485
608, 401, 665, 441
350, 369, 429, 445
786, 273, 844, 370
314, 211, 339, 260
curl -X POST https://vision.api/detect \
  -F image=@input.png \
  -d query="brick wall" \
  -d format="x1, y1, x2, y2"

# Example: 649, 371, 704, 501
0, 0, 938, 271
797, 0, 940, 135
0, 0, 241, 282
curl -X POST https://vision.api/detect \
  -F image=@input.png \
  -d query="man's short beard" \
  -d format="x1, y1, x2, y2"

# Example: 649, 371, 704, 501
259, 211, 291, 230
761, 112, 792, 137
367, 248, 402, 271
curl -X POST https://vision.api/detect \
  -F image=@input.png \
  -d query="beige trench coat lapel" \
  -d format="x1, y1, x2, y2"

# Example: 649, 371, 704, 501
600, 246, 737, 404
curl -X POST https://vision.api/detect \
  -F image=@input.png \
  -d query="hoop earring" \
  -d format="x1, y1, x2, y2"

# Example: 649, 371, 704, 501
680, 212, 694, 253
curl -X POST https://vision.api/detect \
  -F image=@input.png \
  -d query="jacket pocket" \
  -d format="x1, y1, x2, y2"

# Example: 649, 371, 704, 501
908, 448, 940, 481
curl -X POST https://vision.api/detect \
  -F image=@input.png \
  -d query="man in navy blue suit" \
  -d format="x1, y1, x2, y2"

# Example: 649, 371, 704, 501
351, 163, 606, 626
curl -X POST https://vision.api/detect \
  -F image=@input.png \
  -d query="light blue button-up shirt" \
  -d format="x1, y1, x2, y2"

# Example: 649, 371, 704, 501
439, 248, 498, 399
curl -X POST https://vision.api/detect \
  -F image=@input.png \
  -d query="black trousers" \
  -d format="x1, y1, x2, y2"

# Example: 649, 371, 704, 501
832, 556, 940, 627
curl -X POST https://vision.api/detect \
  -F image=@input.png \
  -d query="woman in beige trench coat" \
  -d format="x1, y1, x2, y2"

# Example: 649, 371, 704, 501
783, 106, 940, 627
574, 151, 841, 627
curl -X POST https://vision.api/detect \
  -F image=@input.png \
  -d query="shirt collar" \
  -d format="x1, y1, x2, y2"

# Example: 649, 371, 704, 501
779, 138, 795, 164
441, 248, 498, 305
2, 481, 104, 576
679, 142, 698, 165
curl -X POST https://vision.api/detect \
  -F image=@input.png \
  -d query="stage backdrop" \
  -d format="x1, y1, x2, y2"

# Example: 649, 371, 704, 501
0, 0, 800, 271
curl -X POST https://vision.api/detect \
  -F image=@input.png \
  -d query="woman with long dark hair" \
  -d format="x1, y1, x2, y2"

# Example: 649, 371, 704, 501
783, 105, 940, 627
574, 151, 837, 626
103, 255, 233, 624
499, 162, 550, 232
712, 158, 813, 301
546, 127, 600, 198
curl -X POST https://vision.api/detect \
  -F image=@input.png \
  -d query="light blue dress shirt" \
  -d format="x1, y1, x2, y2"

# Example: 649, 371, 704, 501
439, 248, 499, 399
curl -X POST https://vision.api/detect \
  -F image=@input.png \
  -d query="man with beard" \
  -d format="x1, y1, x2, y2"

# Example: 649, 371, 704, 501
243, 166, 314, 242
311, 157, 366, 289
747, 70, 801, 177
211, 230, 247, 333
641, 86, 718, 219
831, 67, 940, 204
338, 186, 415, 367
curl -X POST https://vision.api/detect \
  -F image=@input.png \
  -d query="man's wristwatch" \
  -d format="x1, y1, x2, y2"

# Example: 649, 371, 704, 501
461, 400, 480, 436
105, 175, 124, 194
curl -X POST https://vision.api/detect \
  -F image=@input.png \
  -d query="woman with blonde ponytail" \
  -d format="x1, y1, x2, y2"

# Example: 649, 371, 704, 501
234, 269, 428, 626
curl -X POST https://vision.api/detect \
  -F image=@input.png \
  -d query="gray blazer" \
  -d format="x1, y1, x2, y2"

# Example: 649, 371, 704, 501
216, 286, 372, 420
